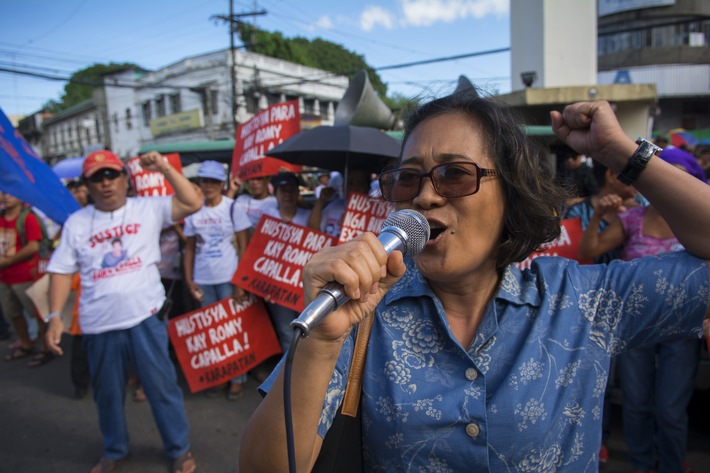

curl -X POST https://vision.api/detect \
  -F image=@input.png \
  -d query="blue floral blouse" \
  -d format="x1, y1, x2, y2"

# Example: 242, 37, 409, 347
262, 251, 707, 472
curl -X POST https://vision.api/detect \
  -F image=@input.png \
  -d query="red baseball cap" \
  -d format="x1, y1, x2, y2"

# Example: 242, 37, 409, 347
82, 150, 124, 178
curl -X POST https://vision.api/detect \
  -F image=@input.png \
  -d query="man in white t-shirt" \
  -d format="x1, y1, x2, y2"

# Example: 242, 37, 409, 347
45, 150, 202, 473
183, 160, 251, 400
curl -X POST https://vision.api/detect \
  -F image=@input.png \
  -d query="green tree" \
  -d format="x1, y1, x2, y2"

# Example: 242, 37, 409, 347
53, 62, 144, 112
237, 25, 390, 103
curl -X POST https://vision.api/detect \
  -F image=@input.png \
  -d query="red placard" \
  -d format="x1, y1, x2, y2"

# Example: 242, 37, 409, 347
338, 191, 394, 244
125, 153, 183, 196
232, 100, 302, 180
168, 295, 281, 393
232, 215, 336, 312
515, 217, 592, 270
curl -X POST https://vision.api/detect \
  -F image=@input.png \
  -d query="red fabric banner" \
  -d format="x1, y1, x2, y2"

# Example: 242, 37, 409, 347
168, 295, 281, 393
338, 191, 394, 244
515, 217, 592, 269
232, 215, 336, 312
231, 100, 302, 180
125, 153, 183, 197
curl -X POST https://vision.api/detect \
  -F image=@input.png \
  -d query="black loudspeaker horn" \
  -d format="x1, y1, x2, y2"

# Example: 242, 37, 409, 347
453, 75, 479, 98
335, 70, 396, 130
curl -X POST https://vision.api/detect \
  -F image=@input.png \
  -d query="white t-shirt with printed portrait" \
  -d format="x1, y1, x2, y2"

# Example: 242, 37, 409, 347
183, 197, 251, 285
47, 197, 173, 335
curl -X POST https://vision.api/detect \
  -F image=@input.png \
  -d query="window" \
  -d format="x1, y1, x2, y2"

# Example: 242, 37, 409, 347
170, 93, 181, 114
126, 108, 132, 130
245, 91, 258, 114
156, 95, 166, 117
303, 98, 315, 115
319, 100, 330, 119
142, 101, 152, 125
210, 90, 218, 115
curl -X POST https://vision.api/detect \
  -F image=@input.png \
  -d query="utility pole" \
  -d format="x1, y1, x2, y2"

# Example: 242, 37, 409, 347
212, 2, 266, 134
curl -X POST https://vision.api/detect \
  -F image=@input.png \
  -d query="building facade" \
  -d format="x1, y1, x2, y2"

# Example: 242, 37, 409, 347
596, 0, 710, 132
38, 49, 349, 162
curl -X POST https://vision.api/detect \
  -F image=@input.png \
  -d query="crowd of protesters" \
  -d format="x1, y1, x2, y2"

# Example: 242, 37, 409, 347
1, 119, 709, 472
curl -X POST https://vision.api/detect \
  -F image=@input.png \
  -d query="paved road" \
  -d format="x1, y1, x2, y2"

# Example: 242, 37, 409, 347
2, 335, 709, 472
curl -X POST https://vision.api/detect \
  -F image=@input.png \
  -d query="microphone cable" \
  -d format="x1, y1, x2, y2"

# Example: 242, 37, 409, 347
284, 326, 305, 473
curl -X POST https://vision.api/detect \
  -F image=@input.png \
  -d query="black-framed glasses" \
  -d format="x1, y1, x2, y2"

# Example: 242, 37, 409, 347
87, 168, 123, 183
378, 161, 498, 202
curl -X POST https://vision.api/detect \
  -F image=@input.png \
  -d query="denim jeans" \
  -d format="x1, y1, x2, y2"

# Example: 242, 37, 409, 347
266, 301, 297, 354
200, 282, 247, 385
83, 315, 191, 460
620, 338, 701, 472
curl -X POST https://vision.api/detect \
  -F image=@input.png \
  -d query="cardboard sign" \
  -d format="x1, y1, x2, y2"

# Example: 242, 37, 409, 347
232, 215, 336, 312
515, 217, 592, 270
231, 100, 302, 180
338, 191, 394, 244
168, 295, 281, 393
125, 153, 183, 196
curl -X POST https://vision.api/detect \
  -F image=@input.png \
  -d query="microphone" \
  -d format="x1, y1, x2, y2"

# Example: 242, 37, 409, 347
291, 209, 430, 336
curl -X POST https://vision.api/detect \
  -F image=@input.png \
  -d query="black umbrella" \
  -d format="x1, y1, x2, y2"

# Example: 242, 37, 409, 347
265, 125, 402, 174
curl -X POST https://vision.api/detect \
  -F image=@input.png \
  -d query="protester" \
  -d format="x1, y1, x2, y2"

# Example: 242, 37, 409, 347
262, 172, 312, 352
234, 175, 278, 231
240, 95, 710, 472
307, 168, 370, 238
558, 149, 600, 209
183, 160, 251, 400
65, 180, 91, 399
45, 150, 202, 473
314, 173, 330, 199
578, 146, 706, 473
0, 192, 44, 364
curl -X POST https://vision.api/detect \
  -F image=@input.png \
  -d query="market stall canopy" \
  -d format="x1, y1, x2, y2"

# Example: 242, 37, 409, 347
265, 125, 401, 174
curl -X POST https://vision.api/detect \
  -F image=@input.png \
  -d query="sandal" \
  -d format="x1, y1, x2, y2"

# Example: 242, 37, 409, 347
90, 456, 119, 473
172, 450, 196, 473
4, 345, 34, 362
227, 382, 244, 401
132, 386, 147, 402
27, 350, 55, 368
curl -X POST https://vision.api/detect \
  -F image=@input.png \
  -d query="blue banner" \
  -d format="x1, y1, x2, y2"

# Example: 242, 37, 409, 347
0, 108, 79, 224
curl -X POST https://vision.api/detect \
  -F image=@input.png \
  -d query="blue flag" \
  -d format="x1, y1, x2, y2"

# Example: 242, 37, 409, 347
0, 107, 79, 224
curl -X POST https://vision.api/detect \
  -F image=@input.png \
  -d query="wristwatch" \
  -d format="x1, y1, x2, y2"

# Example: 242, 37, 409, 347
617, 137, 662, 185
43, 312, 62, 323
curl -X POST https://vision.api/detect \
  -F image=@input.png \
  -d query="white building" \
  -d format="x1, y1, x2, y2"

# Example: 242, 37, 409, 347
40, 49, 349, 162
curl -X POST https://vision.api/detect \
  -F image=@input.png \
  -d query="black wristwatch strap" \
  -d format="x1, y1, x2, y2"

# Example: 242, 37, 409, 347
617, 138, 662, 186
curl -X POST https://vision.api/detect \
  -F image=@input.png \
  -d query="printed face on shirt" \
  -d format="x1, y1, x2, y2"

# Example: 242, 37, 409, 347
396, 111, 505, 286
86, 168, 129, 212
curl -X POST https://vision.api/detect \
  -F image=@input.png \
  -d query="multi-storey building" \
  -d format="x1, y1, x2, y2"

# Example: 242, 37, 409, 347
38, 49, 348, 163
596, 0, 710, 133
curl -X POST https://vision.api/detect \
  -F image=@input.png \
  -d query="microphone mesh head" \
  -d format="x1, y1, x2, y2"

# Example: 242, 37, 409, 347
382, 209, 430, 257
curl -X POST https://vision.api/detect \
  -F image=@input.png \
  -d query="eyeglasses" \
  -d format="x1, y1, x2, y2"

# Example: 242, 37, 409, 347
87, 168, 123, 183
378, 161, 498, 202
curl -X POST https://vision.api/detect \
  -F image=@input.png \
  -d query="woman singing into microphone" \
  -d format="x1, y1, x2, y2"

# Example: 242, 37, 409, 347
240, 91, 710, 472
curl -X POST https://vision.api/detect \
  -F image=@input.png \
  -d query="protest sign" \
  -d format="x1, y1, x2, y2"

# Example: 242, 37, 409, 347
515, 217, 591, 270
338, 191, 394, 244
231, 100, 302, 180
232, 215, 336, 312
168, 294, 281, 393
125, 153, 182, 196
